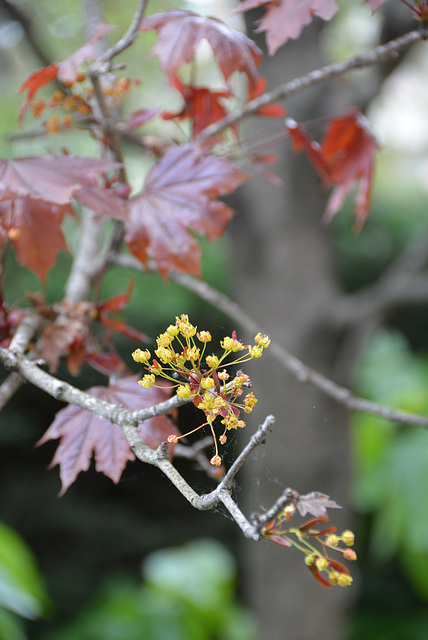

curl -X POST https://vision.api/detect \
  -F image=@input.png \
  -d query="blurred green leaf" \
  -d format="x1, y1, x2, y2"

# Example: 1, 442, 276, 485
352, 330, 428, 594
39, 540, 256, 640
0, 521, 49, 620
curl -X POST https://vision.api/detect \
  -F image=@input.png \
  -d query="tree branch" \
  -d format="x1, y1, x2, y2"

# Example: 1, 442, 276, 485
198, 29, 426, 141
97, 0, 148, 67
0, 340, 281, 537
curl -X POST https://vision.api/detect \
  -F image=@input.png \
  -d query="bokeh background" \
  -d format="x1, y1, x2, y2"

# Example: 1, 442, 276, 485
2, 1, 428, 639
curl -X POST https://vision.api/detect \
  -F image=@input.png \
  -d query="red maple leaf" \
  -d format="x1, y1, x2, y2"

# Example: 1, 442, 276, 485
0, 198, 71, 282
37, 376, 179, 495
125, 144, 248, 277
95, 284, 151, 343
0, 155, 127, 218
18, 24, 116, 122
297, 492, 341, 518
163, 77, 231, 137
286, 110, 379, 228
139, 9, 262, 94
236, 0, 339, 54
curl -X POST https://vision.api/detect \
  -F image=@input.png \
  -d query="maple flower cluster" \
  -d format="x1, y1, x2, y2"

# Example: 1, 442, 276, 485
132, 314, 270, 465
264, 505, 356, 589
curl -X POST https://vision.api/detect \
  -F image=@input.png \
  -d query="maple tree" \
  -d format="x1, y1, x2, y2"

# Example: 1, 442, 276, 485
1, 0, 428, 634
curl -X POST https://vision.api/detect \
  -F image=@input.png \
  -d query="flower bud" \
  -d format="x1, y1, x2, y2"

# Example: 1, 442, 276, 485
341, 530, 355, 546
325, 534, 339, 548
315, 557, 329, 572
337, 573, 353, 587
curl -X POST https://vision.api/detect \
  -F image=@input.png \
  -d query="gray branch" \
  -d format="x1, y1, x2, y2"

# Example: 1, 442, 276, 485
198, 29, 426, 141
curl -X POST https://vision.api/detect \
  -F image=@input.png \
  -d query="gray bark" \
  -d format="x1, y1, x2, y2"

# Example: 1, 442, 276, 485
234, 25, 355, 640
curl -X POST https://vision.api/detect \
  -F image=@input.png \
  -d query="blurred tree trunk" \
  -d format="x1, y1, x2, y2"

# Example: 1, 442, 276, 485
233, 23, 354, 640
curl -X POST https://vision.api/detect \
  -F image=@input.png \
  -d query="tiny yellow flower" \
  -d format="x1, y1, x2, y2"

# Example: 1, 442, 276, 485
197, 331, 212, 342
217, 369, 229, 381
176, 384, 192, 399
254, 333, 271, 348
132, 349, 151, 364
155, 346, 174, 363
186, 346, 200, 361
138, 374, 155, 389
201, 377, 215, 390
156, 332, 172, 347
325, 534, 339, 548
341, 530, 355, 546
337, 574, 353, 587
206, 354, 219, 368
305, 553, 317, 567
249, 345, 263, 358
315, 557, 329, 572
166, 324, 179, 338
221, 337, 244, 352
210, 454, 222, 466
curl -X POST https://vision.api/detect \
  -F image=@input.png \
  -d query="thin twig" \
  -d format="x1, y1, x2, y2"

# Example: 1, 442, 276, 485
198, 30, 426, 141
97, 0, 148, 66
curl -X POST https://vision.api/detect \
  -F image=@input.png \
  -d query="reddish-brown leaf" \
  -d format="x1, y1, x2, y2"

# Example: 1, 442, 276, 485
163, 77, 231, 137
37, 376, 179, 495
41, 312, 89, 373
18, 25, 116, 122
96, 287, 151, 343
125, 144, 248, 277
139, 9, 262, 93
297, 492, 341, 518
308, 564, 332, 589
286, 110, 379, 228
18, 64, 59, 123
0, 155, 127, 218
0, 198, 71, 282
236, 0, 339, 54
